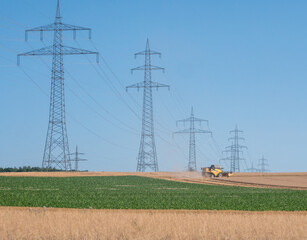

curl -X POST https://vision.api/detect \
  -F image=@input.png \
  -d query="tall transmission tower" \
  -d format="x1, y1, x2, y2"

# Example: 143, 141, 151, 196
174, 107, 212, 171
69, 146, 87, 171
221, 125, 247, 172
18, 0, 98, 171
127, 39, 169, 172
258, 155, 270, 173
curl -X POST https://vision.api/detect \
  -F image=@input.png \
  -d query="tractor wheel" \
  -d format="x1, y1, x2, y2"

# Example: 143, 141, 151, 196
217, 173, 222, 178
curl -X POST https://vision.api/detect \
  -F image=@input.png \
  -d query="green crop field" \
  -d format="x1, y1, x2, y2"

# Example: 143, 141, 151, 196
0, 176, 305, 211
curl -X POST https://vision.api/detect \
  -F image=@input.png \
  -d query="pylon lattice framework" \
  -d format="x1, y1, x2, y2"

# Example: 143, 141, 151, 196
258, 155, 269, 173
69, 146, 87, 171
127, 39, 169, 172
221, 125, 247, 172
174, 107, 212, 171
18, 0, 98, 171
246, 161, 258, 172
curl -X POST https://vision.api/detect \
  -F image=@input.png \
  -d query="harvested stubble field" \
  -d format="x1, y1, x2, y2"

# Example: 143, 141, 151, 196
0, 175, 305, 210
0, 207, 306, 240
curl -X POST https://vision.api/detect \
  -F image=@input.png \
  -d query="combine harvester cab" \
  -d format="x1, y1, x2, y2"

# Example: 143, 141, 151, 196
201, 165, 233, 177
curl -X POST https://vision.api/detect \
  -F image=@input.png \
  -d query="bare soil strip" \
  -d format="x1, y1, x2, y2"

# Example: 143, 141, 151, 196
0, 207, 306, 240
150, 175, 307, 190
0, 172, 306, 190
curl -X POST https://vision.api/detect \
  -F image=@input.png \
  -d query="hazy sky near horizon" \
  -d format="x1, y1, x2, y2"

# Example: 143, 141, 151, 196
0, 0, 307, 172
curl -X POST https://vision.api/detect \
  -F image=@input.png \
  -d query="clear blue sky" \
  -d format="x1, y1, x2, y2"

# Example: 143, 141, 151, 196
0, 0, 307, 172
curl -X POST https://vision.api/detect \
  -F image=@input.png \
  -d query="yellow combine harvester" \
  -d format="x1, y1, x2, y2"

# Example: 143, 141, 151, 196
201, 165, 233, 177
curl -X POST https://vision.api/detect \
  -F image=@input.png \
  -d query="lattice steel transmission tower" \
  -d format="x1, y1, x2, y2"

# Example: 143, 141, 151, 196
246, 161, 259, 172
258, 155, 269, 173
127, 39, 169, 172
174, 107, 212, 172
18, 0, 98, 171
69, 146, 87, 171
221, 125, 247, 172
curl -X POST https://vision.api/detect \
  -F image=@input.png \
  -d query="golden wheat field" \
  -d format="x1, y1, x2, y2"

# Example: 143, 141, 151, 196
0, 207, 306, 240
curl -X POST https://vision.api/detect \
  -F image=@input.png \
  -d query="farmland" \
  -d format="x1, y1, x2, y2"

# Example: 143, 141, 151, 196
0, 176, 305, 211
0, 207, 306, 240
1, 171, 306, 189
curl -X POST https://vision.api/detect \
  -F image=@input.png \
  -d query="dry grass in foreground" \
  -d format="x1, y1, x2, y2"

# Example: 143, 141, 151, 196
0, 207, 306, 240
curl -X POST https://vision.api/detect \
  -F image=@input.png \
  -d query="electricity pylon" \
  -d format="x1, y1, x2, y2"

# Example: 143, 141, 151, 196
174, 107, 212, 172
69, 146, 87, 171
221, 125, 247, 172
18, 0, 98, 171
127, 39, 169, 172
246, 161, 259, 172
258, 155, 270, 173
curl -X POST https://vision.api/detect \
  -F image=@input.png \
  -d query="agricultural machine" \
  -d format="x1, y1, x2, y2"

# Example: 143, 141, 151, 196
201, 165, 233, 177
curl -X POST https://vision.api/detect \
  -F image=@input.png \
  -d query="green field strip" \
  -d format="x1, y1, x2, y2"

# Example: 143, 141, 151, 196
0, 176, 305, 211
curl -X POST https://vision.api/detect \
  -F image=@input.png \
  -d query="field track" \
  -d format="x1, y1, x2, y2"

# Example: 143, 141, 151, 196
1, 171, 306, 190
0, 207, 306, 240
150, 172, 307, 190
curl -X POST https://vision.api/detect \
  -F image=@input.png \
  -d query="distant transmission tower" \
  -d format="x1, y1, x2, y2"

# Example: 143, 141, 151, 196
18, 0, 98, 171
246, 161, 259, 172
127, 39, 169, 172
221, 125, 247, 172
258, 155, 270, 173
69, 146, 87, 171
174, 107, 212, 171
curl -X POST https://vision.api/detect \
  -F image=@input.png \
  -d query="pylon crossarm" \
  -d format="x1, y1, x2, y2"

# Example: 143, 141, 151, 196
131, 65, 164, 73
126, 82, 145, 90
174, 129, 190, 134
60, 23, 91, 31
193, 117, 209, 124
18, 45, 98, 56
26, 24, 56, 33
230, 129, 243, 133
17, 46, 99, 65
194, 129, 212, 135
131, 66, 146, 73
228, 137, 245, 141
239, 145, 247, 149
135, 50, 161, 57
150, 82, 169, 90
61, 46, 98, 57
150, 65, 165, 72
25, 23, 56, 41
25, 23, 92, 41
176, 118, 191, 124
18, 46, 54, 57
26, 22, 91, 31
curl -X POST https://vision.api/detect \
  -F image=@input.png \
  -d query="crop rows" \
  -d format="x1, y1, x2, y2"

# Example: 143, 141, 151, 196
0, 176, 305, 210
